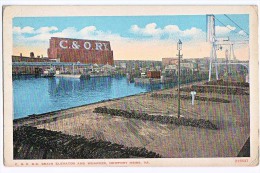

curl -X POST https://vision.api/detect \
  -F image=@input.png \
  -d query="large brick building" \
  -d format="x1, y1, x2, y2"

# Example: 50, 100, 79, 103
47, 37, 114, 65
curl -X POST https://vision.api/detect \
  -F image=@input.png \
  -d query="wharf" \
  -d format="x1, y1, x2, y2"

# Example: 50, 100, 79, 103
134, 78, 161, 84
90, 74, 111, 77
14, 80, 250, 158
55, 74, 81, 78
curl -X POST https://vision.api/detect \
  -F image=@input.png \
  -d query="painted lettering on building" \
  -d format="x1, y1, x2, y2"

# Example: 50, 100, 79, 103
59, 40, 110, 51
47, 37, 114, 65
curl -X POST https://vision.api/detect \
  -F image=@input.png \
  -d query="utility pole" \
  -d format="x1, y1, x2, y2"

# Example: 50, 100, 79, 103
177, 39, 182, 118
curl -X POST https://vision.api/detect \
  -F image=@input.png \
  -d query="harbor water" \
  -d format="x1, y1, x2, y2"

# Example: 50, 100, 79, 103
13, 75, 177, 119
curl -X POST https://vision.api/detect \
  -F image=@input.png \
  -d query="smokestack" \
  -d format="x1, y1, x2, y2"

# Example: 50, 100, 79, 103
30, 52, 34, 58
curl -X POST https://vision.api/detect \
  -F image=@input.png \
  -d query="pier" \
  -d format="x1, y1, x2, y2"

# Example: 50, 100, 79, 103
14, 80, 250, 158
12, 62, 95, 75
3, 8, 256, 169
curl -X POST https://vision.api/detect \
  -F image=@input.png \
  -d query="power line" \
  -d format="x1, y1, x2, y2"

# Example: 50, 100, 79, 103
224, 14, 249, 36
215, 17, 235, 32
214, 16, 249, 39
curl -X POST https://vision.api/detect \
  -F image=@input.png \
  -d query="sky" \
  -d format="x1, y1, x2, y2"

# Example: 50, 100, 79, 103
13, 14, 249, 61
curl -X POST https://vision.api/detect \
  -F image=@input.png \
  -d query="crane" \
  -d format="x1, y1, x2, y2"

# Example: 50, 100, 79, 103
206, 14, 249, 81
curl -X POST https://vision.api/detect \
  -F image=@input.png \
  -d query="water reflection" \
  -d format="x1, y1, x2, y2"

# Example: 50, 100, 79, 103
47, 77, 113, 97
13, 75, 199, 119
13, 76, 152, 119
14, 74, 196, 119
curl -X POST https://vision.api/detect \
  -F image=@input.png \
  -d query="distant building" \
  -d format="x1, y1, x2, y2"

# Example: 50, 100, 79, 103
162, 57, 178, 68
114, 60, 162, 73
12, 53, 51, 75
163, 61, 198, 77
101, 63, 115, 73
120, 63, 126, 69
196, 57, 210, 71
147, 71, 161, 78
155, 66, 161, 71
140, 67, 147, 73
12, 54, 50, 62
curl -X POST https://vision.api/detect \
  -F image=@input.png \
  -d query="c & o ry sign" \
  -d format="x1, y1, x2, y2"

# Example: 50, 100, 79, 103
59, 40, 110, 51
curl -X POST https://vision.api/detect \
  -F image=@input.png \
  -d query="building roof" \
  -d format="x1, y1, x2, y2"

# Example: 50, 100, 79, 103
102, 63, 114, 69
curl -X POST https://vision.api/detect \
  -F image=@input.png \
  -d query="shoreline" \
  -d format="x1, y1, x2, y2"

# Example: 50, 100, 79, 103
13, 79, 207, 124
13, 79, 250, 158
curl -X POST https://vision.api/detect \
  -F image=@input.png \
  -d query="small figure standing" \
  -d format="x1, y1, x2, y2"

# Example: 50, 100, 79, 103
191, 91, 196, 105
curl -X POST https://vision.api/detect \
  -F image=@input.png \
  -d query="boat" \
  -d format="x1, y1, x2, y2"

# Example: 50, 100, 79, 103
80, 74, 91, 80
41, 68, 55, 77
90, 74, 111, 78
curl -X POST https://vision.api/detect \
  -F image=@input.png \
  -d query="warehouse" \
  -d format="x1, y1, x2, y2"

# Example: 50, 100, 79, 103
47, 37, 114, 65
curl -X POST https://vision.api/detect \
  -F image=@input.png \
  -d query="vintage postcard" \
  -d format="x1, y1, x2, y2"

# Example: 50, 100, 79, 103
3, 5, 259, 167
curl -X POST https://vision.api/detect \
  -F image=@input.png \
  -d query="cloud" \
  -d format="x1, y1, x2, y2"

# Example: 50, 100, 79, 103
79, 26, 96, 33
238, 30, 247, 36
215, 25, 249, 41
13, 26, 58, 35
13, 26, 34, 34
164, 25, 180, 32
35, 26, 58, 33
130, 23, 162, 37
15, 23, 238, 47
13, 24, 249, 60
215, 25, 236, 36
12, 25, 127, 57
14, 26, 124, 43
130, 23, 205, 42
